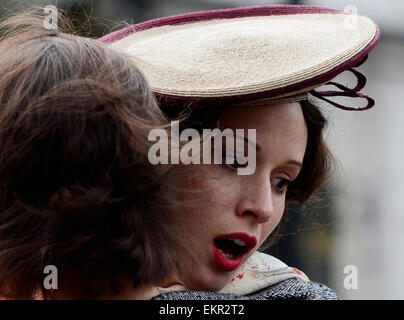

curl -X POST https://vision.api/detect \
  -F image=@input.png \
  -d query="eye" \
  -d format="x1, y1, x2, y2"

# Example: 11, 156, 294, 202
272, 177, 291, 195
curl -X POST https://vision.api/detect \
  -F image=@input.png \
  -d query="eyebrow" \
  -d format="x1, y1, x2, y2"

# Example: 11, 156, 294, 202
237, 136, 303, 167
286, 160, 303, 168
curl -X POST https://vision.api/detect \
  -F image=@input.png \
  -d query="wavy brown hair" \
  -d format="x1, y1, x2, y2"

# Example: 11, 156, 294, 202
0, 9, 185, 299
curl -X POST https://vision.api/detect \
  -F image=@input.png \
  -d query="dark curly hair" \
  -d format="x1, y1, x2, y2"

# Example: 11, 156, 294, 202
0, 9, 184, 299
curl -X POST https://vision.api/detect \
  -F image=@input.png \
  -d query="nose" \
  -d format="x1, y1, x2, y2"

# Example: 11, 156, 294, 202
235, 183, 274, 224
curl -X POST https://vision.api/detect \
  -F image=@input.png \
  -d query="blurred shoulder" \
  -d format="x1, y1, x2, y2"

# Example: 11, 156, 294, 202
245, 277, 340, 300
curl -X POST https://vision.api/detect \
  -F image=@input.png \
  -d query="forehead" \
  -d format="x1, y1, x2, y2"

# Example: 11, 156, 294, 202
219, 102, 304, 128
218, 102, 308, 157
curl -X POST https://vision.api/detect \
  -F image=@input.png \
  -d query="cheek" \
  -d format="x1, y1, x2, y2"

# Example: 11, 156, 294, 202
175, 172, 238, 231
259, 200, 285, 244
185, 168, 240, 208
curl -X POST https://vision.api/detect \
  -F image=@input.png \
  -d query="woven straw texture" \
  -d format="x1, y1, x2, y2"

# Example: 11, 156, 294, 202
109, 13, 377, 98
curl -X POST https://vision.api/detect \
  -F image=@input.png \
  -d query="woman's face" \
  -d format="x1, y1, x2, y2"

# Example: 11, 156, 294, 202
172, 102, 308, 291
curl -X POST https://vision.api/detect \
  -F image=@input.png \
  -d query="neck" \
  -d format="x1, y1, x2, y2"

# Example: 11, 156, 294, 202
35, 273, 187, 300
99, 274, 187, 300
98, 283, 163, 300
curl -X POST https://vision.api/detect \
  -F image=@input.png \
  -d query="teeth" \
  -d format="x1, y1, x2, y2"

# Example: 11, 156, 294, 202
230, 239, 247, 247
218, 248, 234, 259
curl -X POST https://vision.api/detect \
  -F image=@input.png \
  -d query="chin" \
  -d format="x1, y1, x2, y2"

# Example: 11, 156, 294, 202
184, 270, 230, 292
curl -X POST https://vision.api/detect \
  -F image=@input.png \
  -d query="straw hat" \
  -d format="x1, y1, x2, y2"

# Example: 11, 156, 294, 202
100, 5, 380, 111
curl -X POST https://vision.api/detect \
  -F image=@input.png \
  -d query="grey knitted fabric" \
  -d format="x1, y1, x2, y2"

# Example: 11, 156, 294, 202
151, 277, 339, 300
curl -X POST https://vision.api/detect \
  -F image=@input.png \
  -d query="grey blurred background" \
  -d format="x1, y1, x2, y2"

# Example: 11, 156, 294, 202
1, 0, 403, 299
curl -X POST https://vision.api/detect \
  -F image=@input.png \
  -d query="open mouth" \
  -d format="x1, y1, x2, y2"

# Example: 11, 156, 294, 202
213, 238, 249, 259
212, 233, 257, 271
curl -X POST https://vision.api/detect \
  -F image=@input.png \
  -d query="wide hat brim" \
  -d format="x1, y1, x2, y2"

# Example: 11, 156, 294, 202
100, 5, 380, 110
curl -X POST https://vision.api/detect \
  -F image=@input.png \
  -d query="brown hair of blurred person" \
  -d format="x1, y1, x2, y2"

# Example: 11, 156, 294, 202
0, 8, 185, 299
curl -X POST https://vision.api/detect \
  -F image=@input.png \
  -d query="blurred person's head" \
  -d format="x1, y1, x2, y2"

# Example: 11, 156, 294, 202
0, 8, 185, 299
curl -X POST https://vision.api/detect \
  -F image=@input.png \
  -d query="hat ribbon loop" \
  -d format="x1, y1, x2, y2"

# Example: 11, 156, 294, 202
309, 67, 374, 111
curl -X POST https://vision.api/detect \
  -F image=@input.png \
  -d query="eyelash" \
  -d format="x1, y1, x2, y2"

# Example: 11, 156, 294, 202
222, 157, 291, 195
271, 177, 291, 195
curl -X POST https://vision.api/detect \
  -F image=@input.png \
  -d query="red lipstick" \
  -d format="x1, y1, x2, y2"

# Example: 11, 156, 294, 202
212, 233, 257, 271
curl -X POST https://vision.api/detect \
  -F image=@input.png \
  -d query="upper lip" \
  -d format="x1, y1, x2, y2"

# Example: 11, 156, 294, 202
215, 232, 257, 252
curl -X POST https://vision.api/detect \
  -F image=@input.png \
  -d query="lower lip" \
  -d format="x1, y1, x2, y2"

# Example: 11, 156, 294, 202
212, 244, 244, 271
